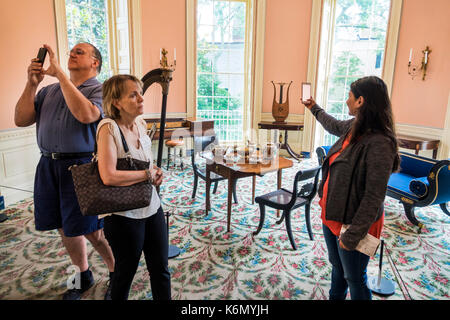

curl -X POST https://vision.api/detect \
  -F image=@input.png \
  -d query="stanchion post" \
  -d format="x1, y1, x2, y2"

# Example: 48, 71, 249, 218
367, 239, 395, 296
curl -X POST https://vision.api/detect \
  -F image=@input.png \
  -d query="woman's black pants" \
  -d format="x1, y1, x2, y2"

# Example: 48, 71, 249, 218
104, 207, 171, 300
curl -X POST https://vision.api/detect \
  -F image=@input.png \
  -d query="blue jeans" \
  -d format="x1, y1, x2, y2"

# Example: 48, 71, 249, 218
322, 224, 372, 300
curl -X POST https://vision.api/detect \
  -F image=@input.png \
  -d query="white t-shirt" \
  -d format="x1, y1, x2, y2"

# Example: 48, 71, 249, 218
96, 117, 161, 219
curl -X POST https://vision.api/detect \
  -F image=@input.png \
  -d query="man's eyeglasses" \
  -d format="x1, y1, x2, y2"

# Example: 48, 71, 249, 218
67, 49, 97, 60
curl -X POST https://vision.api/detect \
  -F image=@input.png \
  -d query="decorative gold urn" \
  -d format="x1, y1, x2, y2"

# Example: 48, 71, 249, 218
271, 81, 292, 123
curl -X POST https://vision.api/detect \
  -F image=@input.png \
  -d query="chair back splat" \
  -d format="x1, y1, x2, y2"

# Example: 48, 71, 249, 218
190, 135, 239, 203
292, 167, 322, 203
254, 166, 322, 250
191, 135, 217, 172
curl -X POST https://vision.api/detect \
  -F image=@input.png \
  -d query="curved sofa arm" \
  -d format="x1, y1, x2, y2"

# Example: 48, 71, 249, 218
409, 177, 429, 198
417, 159, 450, 206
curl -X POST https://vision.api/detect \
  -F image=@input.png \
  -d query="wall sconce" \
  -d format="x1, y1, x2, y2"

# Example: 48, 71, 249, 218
408, 46, 431, 81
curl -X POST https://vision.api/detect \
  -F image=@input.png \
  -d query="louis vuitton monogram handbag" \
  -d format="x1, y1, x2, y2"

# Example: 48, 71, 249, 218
69, 122, 152, 216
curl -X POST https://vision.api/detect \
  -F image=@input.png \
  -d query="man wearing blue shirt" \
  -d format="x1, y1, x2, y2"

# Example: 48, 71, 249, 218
15, 43, 115, 300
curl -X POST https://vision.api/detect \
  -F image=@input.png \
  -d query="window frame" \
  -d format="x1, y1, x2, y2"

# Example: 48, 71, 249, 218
187, 0, 264, 144
302, 0, 403, 153
53, 0, 142, 78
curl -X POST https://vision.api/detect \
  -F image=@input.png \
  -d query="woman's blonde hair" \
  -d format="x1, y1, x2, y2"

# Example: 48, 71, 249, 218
102, 74, 143, 119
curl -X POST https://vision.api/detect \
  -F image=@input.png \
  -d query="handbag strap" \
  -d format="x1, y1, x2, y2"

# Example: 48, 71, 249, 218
93, 119, 131, 158
115, 123, 131, 154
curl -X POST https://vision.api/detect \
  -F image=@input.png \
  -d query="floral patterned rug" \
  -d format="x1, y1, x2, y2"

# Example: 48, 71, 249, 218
0, 158, 448, 300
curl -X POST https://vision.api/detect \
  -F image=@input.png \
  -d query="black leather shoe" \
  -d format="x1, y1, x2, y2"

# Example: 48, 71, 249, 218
62, 288, 83, 300
62, 269, 94, 300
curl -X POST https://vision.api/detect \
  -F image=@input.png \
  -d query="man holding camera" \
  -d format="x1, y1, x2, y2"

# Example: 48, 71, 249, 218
14, 43, 115, 300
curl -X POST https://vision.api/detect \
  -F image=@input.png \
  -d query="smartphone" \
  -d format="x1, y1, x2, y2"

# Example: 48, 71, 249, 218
302, 82, 311, 103
37, 47, 48, 64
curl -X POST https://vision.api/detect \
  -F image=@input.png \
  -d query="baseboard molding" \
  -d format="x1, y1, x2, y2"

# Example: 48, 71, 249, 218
0, 127, 40, 207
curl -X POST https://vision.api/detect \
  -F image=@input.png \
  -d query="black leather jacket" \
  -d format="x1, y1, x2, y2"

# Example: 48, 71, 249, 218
311, 104, 397, 250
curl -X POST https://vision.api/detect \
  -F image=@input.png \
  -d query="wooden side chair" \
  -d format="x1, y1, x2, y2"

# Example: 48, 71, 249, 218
253, 166, 322, 250
191, 135, 238, 203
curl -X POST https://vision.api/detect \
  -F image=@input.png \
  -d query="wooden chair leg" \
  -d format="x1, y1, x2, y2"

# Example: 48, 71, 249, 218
174, 147, 181, 169
253, 203, 265, 236
284, 210, 297, 250
304, 203, 314, 240
179, 148, 184, 170
232, 179, 238, 204
252, 176, 256, 204
166, 147, 171, 170
192, 175, 198, 198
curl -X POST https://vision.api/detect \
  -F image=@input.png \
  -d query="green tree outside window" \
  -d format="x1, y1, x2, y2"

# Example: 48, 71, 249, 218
66, 0, 111, 82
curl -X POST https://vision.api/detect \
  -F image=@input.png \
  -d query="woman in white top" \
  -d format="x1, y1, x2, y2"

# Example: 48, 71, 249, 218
97, 74, 171, 300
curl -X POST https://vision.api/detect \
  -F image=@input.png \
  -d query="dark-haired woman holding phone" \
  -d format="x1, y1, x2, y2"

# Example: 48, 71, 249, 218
303, 76, 400, 300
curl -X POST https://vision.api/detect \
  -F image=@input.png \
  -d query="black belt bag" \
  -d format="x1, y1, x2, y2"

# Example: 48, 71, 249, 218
42, 152, 93, 160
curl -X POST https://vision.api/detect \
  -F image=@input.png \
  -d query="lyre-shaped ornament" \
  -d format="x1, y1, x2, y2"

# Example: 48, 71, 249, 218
271, 81, 292, 123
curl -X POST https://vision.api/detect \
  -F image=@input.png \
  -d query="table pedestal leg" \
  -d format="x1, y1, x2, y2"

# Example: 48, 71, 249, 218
282, 130, 303, 161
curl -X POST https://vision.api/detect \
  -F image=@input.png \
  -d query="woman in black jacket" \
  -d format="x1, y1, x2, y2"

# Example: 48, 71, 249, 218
303, 76, 400, 300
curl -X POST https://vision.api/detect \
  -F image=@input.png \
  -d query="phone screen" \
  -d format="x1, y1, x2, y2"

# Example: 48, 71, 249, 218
302, 82, 311, 102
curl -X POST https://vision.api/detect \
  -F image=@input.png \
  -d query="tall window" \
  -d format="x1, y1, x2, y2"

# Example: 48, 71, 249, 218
65, 0, 112, 82
196, 0, 251, 142
55, 0, 137, 82
315, 0, 391, 146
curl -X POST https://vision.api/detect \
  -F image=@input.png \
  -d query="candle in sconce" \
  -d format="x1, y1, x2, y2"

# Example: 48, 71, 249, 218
424, 51, 428, 64
409, 48, 412, 63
